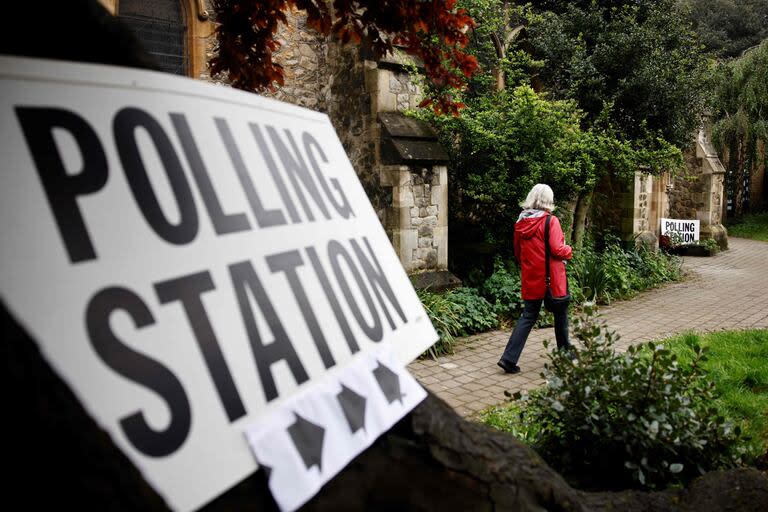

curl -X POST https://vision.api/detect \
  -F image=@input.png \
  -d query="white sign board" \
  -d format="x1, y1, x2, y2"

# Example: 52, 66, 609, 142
661, 218, 700, 244
0, 56, 437, 511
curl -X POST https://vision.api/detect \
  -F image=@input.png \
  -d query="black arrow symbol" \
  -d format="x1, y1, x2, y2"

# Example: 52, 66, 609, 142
337, 384, 367, 434
373, 361, 404, 404
287, 413, 325, 471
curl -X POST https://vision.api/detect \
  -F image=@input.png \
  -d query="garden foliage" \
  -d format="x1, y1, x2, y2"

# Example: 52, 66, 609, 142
481, 258, 522, 320
514, 303, 746, 490
711, 40, 768, 217
419, 242, 681, 355
573, 238, 682, 303
417, 286, 497, 357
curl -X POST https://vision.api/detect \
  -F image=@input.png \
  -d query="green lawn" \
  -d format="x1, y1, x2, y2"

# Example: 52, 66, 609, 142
663, 329, 768, 458
727, 211, 768, 242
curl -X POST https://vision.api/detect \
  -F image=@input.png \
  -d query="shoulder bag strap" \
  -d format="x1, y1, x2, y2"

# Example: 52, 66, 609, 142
544, 214, 551, 289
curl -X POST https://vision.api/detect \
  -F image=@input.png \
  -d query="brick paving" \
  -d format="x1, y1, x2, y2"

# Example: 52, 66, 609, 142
407, 237, 768, 418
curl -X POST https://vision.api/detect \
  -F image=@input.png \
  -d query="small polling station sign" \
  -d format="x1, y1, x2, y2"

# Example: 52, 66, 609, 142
661, 218, 700, 244
0, 56, 437, 511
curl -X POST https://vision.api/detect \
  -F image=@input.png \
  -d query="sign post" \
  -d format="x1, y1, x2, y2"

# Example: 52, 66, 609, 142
0, 56, 437, 511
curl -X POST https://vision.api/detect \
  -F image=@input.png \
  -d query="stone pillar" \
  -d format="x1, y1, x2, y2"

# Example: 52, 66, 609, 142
695, 125, 728, 248
382, 165, 449, 273
375, 110, 458, 289
669, 120, 728, 249
619, 170, 660, 249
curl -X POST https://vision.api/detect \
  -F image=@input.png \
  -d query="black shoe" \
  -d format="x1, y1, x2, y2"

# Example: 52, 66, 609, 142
560, 345, 577, 360
497, 360, 521, 374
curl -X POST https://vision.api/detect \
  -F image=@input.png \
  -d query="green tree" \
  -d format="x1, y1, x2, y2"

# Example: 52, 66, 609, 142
712, 41, 768, 215
678, 0, 768, 58
527, 0, 709, 148
508, 0, 704, 243
419, 0, 686, 259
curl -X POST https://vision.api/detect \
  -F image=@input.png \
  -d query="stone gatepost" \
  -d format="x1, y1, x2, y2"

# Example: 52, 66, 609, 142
614, 170, 669, 250
614, 120, 728, 251
298, 44, 459, 287
377, 113, 458, 288
353, 54, 460, 289
669, 119, 728, 248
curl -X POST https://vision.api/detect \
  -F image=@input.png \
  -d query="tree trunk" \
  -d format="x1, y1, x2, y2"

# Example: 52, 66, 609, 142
490, 32, 506, 92
571, 190, 593, 247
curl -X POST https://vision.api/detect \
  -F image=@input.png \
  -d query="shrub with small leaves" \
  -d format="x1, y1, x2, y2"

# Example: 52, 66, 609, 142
573, 239, 681, 304
445, 287, 499, 336
519, 303, 746, 490
482, 258, 523, 320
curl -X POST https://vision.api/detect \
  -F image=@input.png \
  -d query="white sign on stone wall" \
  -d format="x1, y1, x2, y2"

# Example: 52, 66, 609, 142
0, 56, 437, 511
661, 218, 700, 244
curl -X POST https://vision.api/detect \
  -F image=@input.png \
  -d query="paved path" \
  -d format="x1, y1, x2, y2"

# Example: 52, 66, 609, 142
407, 237, 768, 418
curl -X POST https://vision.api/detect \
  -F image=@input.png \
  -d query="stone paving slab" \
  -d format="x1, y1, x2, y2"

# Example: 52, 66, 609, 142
407, 237, 768, 418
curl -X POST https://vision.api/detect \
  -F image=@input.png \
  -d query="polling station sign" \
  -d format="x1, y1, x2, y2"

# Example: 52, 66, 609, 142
661, 218, 700, 244
0, 56, 437, 511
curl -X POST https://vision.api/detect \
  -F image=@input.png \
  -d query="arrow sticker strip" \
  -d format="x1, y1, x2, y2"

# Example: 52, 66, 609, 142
243, 344, 427, 512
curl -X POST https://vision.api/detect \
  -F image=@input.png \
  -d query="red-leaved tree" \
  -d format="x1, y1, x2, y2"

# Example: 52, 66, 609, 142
210, 0, 479, 115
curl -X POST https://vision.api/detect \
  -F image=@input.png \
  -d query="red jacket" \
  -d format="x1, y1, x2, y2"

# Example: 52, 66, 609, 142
514, 211, 572, 301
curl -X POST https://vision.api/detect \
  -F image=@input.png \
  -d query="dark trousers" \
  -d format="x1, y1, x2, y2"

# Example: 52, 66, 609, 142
500, 299, 570, 365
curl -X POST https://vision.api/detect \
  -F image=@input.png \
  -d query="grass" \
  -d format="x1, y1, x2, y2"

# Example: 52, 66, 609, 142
663, 329, 768, 459
480, 329, 768, 460
727, 211, 768, 242
480, 399, 538, 442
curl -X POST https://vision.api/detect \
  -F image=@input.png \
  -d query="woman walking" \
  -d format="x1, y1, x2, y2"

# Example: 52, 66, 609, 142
498, 184, 573, 374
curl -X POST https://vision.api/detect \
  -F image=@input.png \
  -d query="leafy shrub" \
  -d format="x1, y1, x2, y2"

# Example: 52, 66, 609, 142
572, 239, 681, 304
517, 303, 746, 490
417, 288, 462, 358
481, 400, 540, 444
700, 238, 720, 252
445, 287, 499, 336
599, 239, 644, 300
418, 287, 498, 358
572, 246, 609, 302
482, 258, 523, 320
634, 247, 683, 286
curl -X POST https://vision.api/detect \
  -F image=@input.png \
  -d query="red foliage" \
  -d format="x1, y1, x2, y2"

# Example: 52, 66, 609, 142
210, 0, 478, 115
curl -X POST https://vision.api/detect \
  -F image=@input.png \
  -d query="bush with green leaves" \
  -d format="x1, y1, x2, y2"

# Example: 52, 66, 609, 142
634, 246, 683, 285
481, 258, 523, 320
417, 288, 463, 358
516, 303, 746, 490
600, 242, 641, 299
571, 245, 608, 303
418, 286, 498, 357
445, 287, 499, 336
572, 239, 682, 304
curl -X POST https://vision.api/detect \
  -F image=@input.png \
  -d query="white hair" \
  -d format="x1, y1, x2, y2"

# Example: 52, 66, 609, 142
521, 183, 555, 211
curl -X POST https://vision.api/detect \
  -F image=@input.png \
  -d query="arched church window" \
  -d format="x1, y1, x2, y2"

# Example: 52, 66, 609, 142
117, 0, 187, 76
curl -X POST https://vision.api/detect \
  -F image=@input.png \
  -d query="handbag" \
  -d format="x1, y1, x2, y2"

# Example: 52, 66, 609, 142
543, 215, 571, 313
